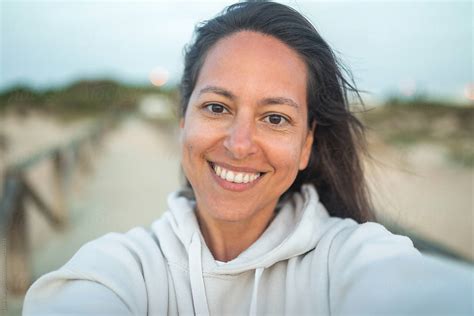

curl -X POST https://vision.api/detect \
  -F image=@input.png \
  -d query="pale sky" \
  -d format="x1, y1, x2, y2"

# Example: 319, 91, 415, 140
1, 0, 472, 102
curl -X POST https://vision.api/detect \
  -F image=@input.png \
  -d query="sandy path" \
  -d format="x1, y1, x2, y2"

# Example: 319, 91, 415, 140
28, 116, 182, 277
8, 115, 180, 314
367, 140, 473, 261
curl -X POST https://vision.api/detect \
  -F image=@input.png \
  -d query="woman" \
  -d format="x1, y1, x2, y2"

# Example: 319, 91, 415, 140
24, 2, 472, 315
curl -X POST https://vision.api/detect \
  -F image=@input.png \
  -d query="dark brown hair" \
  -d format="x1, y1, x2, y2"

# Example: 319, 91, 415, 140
180, 1, 373, 223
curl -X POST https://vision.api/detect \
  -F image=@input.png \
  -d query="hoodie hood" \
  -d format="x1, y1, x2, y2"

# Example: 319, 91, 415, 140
154, 184, 335, 274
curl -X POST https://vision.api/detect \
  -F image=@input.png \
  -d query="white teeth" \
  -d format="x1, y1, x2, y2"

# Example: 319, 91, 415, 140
212, 163, 261, 184
225, 170, 234, 182
220, 169, 227, 179
234, 173, 243, 183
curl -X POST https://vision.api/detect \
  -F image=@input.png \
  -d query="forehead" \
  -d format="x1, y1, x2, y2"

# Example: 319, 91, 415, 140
194, 31, 307, 107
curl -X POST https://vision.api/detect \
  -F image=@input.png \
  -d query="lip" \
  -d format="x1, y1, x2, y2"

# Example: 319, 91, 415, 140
208, 161, 264, 192
208, 160, 264, 173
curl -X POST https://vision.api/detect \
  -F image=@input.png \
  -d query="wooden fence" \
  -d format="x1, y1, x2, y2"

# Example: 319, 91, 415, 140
0, 118, 113, 295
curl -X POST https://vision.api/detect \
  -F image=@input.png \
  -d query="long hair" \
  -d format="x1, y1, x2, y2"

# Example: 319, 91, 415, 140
180, 1, 374, 223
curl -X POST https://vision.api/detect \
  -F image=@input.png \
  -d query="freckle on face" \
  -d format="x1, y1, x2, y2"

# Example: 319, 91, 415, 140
181, 31, 313, 223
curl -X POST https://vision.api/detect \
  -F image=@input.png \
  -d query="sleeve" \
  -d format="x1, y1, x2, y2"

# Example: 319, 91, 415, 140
23, 230, 154, 316
23, 269, 133, 316
328, 222, 474, 316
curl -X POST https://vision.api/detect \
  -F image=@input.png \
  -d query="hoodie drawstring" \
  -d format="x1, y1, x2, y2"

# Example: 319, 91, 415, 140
189, 232, 265, 316
249, 267, 264, 316
189, 233, 210, 315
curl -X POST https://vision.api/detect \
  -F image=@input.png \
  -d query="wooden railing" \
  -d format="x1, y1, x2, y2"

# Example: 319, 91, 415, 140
0, 118, 114, 295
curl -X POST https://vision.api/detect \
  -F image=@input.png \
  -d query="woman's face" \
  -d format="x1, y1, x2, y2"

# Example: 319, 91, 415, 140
181, 31, 313, 223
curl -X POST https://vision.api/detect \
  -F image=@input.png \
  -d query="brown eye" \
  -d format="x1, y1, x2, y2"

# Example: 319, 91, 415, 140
264, 114, 288, 125
206, 103, 227, 114
269, 115, 282, 124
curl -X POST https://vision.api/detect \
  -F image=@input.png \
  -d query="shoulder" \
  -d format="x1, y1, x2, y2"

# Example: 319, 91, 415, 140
63, 226, 166, 278
23, 226, 169, 315
299, 185, 417, 262
327, 220, 419, 268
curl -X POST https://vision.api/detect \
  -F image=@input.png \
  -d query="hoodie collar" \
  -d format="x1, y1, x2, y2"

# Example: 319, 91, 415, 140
164, 184, 331, 274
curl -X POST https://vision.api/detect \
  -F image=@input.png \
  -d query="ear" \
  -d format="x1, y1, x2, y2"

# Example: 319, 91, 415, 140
299, 122, 316, 170
179, 118, 185, 129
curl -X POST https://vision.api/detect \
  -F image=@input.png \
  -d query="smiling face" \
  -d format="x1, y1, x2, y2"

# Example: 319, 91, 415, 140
181, 31, 313, 224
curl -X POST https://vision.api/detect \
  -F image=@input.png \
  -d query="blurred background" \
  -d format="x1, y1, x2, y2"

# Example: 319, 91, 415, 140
1, 0, 472, 314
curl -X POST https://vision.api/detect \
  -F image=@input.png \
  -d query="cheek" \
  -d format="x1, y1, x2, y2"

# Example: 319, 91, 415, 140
181, 128, 204, 188
181, 117, 216, 168
181, 126, 200, 168
268, 138, 306, 172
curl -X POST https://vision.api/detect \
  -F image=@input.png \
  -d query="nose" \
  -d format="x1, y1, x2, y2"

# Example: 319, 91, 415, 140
223, 115, 258, 160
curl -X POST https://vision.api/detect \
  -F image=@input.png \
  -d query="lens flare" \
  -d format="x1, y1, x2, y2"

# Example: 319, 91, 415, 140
149, 67, 169, 87
464, 83, 474, 101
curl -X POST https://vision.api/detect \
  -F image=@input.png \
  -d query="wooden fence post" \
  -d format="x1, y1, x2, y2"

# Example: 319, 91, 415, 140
77, 139, 94, 174
52, 150, 68, 225
4, 175, 31, 295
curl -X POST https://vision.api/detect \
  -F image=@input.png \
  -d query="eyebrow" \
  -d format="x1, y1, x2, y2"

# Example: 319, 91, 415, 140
199, 86, 236, 100
198, 85, 300, 109
260, 97, 300, 109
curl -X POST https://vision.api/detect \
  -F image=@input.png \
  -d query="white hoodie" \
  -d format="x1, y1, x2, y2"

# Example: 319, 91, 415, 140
23, 184, 473, 315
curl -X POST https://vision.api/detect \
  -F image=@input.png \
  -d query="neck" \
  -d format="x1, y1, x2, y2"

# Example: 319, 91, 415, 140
196, 204, 276, 262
